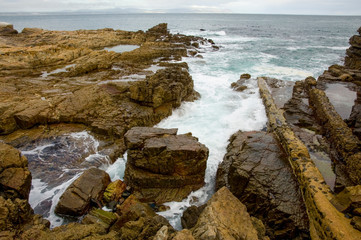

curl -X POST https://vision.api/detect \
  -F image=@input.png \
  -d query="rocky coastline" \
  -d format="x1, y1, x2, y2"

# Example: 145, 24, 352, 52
1, 21, 361, 240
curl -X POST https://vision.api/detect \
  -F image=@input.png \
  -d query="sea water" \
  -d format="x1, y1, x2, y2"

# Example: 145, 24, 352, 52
3, 13, 361, 228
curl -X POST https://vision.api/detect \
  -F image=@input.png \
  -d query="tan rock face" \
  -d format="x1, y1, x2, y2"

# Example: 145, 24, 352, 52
124, 127, 208, 203
55, 168, 111, 217
0, 142, 31, 199
191, 187, 259, 240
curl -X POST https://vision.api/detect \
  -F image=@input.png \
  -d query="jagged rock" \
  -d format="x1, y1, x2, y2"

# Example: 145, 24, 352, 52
124, 127, 208, 203
345, 29, 361, 69
130, 66, 198, 108
349, 89, 361, 139
55, 168, 111, 217
332, 185, 361, 214
172, 229, 195, 240
82, 208, 118, 230
351, 216, 361, 231
216, 131, 309, 239
118, 215, 171, 240
191, 187, 260, 240
240, 73, 251, 79
103, 180, 127, 203
258, 76, 361, 240
0, 142, 31, 199
0, 22, 18, 35
230, 74, 251, 92
111, 194, 156, 231
124, 127, 178, 149
181, 205, 206, 229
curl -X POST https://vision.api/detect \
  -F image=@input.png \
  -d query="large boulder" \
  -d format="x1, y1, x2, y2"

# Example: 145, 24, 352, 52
55, 168, 111, 217
124, 127, 208, 203
129, 65, 198, 108
191, 187, 261, 240
0, 142, 31, 199
0, 22, 18, 35
216, 131, 309, 239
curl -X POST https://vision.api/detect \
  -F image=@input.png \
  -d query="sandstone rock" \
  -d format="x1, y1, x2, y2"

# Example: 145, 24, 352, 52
103, 180, 127, 203
0, 22, 17, 35
332, 185, 361, 213
0, 142, 31, 199
351, 216, 361, 231
216, 131, 309, 239
262, 76, 295, 109
124, 127, 208, 203
345, 29, 361, 69
191, 187, 259, 240
124, 126, 178, 149
129, 65, 198, 108
181, 204, 206, 229
348, 89, 361, 140
118, 215, 171, 240
240, 73, 251, 79
258, 76, 361, 240
111, 194, 156, 231
172, 229, 195, 240
82, 208, 118, 230
55, 168, 111, 217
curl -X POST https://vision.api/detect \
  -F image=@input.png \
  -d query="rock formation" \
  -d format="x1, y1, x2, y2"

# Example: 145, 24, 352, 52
191, 187, 262, 240
55, 168, 111, 217
216, 131, 309, 239
124, 127, 208, 203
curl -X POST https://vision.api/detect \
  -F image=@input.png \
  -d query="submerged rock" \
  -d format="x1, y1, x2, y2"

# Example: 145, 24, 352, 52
55, 168, 111, 217
124, 127, 208, 204
191, 187, 261, 240
216, 131, 309, 239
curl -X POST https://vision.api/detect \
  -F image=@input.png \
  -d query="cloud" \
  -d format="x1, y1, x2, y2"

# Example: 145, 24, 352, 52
0, 0, 360, 15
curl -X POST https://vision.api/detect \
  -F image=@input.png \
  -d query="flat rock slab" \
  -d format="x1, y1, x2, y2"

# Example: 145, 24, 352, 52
55, 168, 110, 217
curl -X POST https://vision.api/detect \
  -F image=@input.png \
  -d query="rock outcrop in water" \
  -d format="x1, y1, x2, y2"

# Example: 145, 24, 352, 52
0, 23, 219, 239
124, 127, 208, 203
55, 168, 111, 217
216, 131, 309, 239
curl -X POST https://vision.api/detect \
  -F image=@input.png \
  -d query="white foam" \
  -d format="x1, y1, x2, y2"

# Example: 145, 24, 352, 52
106, 152, 127, 181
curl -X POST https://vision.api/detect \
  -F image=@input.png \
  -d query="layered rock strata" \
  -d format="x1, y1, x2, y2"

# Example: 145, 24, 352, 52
216, 131, 309, 239
124, 127, 208, 203
258, 77, 361, 239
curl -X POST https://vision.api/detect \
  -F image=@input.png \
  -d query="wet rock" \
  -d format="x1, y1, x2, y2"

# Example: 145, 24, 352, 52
348, 89, 361, 140
230, 74, 252, 92
0, 142, 31, 199
345, 29, 361, 69
181, 204, 206, 229
258, 76, 361, 240
124, 127, 208, 203
240, 73, 251, 79
262, 76, 295, 109
216, 131, 309, 239
55, 168, 111, 217
191, 187, 259, 240
309, 87, 361, 186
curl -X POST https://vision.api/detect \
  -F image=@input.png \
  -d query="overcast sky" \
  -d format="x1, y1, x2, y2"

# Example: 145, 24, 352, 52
1, 0, 360, 15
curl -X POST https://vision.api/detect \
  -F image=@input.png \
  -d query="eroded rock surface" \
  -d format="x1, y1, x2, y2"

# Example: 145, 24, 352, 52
124, 127, 208, 203
216, 131, 309, 239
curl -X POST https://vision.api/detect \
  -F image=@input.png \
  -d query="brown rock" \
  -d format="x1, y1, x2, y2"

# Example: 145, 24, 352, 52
332, 185, 361, 213
55, 168, 111, 217
191, 187, 259, 240
111, 194, 156, 231
172, 229, 195, 240
181, 205, 206, 229
240, 73, 251, 79
103, 180, 127, 203
124, 127, 208, 203
216, 131, 309, 239
0, 142, 31, 199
